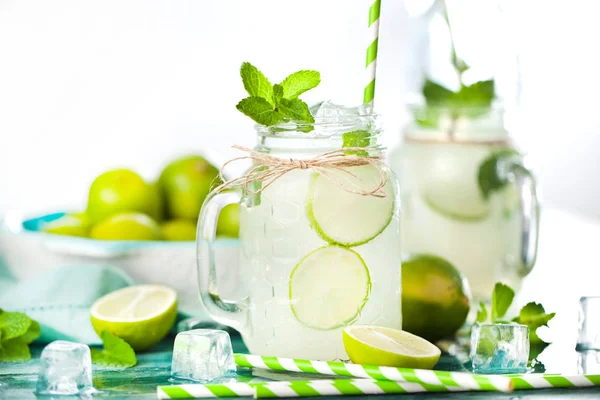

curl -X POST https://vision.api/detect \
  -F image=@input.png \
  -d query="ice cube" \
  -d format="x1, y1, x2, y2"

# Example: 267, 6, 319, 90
36, 340, 93, 395
470, 323, 529, 374
171, 329, 236, 382
312, 101, 372, 120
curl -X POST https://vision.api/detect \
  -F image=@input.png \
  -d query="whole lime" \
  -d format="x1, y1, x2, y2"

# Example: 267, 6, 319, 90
87, 169, 160, 224
217, 204, 240, 238
402, 254, 471, 343
158, 156, 220, 220
162, 219, 197, 241
90, 213, 162, 241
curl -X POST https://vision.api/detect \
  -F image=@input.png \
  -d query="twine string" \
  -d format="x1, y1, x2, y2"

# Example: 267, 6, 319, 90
215, 145, 388, 197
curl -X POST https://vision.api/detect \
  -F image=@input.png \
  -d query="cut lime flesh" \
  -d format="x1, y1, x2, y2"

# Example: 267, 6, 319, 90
290, 246, 371, 330
343, 325, 441, 368
306, 165, 395, 247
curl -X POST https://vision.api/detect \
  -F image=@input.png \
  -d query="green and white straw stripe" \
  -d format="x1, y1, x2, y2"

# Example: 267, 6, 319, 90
364, 0, 381, 105
234, 354, 513, 392
157, 379, 472, 399
509, 374, 600, 390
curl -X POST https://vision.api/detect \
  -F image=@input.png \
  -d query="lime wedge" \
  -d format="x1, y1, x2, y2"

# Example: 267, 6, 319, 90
343, 325, 441, 368
306, 165, 395, 247
290, 246, 371, 330
90, 284, 177, 351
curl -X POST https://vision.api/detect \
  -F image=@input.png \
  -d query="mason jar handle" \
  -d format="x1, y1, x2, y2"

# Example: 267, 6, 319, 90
501, 157, 540, 276
196, 190, 248, 333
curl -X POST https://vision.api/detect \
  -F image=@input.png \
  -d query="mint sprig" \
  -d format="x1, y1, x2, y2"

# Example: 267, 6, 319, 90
418, 78, 495, 128
91, 331, 137, 368
477, 283, 556, 359
236, 62, 319, 127
0, 309, 41, 362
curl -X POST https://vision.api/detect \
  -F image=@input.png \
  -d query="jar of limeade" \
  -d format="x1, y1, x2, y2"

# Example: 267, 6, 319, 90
389, 103, 539, 301
198, 104, 402, 361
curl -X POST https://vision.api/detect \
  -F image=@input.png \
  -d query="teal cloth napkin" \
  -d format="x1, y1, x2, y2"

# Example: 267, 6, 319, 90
0, 264, 134, 344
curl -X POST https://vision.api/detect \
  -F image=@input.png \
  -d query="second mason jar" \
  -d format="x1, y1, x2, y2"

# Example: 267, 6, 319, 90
198, 112, 402, 361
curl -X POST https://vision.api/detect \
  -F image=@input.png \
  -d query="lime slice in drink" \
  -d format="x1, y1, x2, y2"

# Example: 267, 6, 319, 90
420, 148, 490, 221
342, 325, 441, 368
290, 246, 371, 330
306, 165, 395, 246
90, 284, 177, 351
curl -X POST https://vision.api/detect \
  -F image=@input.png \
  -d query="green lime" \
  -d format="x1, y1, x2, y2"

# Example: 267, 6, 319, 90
343, 325, 441, 368
217, 204, 240, 238
90, 213, 162, 241
87, 169, 160, 224
161, 219, 197, 241
402, 254, 471, 343
289, 245, 371, 330
158, 155, 220, 220
42, 213, 89, 237
306, 165, 395, 247
90, 284, 177, 351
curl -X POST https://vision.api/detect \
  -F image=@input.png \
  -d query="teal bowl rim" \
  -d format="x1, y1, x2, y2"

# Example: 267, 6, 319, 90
2, 211, 240, 250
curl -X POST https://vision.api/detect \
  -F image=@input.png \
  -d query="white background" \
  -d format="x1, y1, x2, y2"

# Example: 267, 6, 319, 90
0, 0, 599, 220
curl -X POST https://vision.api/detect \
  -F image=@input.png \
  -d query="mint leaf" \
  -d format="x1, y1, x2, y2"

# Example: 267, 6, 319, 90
0, 311, 32, 340
491, 283, 515, 322
240, 62, 273, 105
422, 79, 455, 105
342, 130, 371, 156
280, 70, 320, 99
272, 84, 284, 106
418, 79, 495, 127
20, 320, 41, 344
91, 331, 137, 368
476, 301, 488, 323
236, 97, 283, 126
0, 338, 31, 362
516, 302, 556, 345
477, 149, 520, 199
277, 98, 314, 123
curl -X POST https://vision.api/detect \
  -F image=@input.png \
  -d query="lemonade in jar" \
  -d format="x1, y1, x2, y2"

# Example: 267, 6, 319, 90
197, 64, 401, 360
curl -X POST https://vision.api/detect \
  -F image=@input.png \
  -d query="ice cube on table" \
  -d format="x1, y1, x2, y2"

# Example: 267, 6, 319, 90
470, 323, 529, 374
36, 340, 93, 395
171, 329, 236, 382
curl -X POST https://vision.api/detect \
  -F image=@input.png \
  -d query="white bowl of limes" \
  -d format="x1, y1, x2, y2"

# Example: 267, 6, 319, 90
0, 155, 241, 317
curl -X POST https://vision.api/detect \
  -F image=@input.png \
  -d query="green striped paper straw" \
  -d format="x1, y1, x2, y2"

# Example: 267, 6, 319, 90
234, 354, 513, 392
157, 379, 472, 399
157, 382, 254, 399
255, 379, 464, 398
509, 374, 600, 390
363, 0, 381, 105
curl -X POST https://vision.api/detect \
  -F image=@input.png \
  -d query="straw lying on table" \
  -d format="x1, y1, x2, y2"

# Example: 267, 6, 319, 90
234, 354, 513, 393
509, 374, 600, 390
157, 379, 471, 399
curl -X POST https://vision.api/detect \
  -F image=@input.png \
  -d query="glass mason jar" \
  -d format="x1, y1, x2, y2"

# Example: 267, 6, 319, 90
389, 105, 539, 302
198, 115, 402, 361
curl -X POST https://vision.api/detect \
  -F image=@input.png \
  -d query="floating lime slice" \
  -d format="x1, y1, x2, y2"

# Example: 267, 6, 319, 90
420, 147, 491, 222
343, 325, 441, 368
290, 246, 371, 330
306, 165, 395, 246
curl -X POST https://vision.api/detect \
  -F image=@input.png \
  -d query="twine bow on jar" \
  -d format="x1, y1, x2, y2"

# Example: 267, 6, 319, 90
214, 145, 389, 198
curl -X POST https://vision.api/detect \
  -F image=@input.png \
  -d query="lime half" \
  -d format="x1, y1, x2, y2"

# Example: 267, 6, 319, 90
306, 165, 395, 247
90, 284, 177, 351
290, 246, 371, 330
343, 325, 441, 368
